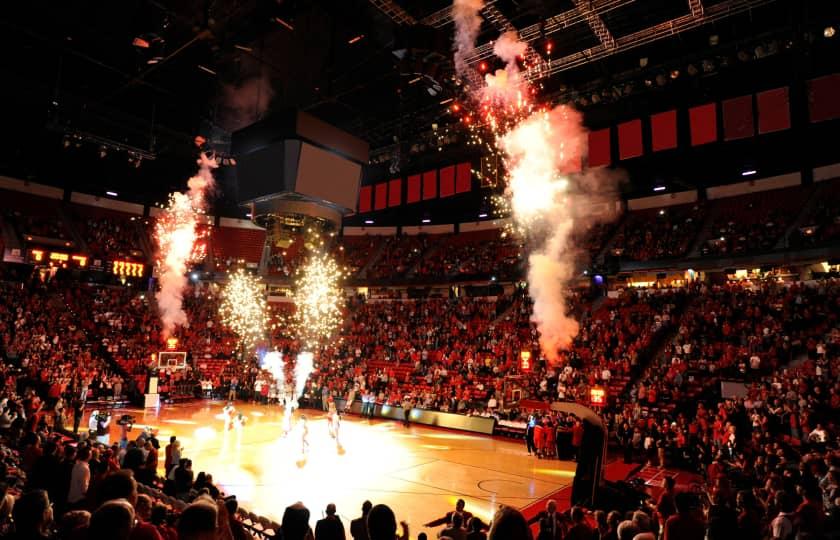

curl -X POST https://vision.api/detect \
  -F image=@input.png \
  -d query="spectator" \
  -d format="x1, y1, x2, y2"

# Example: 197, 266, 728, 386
439, 513, 466, 540
351, 500, 373, 540
67, 446, 91, 509
89, 499, 136, 540
281, 502, 313, 540
9, 489, 54, 540
663, 493, 704, 540
367, 504, 408, 540
487, 506, 532, 540
315, 503, 345, 540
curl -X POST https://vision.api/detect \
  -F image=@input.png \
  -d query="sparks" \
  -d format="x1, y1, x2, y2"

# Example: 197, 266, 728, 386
154, 154, 216, 338
293, 252, 345, 349
219, 268, 269, 354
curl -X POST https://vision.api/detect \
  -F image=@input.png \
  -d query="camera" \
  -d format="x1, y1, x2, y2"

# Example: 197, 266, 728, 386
117, 414, 136, 430
95, 411, 111, 422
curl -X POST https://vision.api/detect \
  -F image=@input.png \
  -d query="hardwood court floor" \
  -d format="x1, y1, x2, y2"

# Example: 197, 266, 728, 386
110, 401, 575, 536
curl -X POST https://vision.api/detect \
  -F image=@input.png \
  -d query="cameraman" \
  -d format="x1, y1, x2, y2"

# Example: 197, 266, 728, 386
117, 415, 135, 449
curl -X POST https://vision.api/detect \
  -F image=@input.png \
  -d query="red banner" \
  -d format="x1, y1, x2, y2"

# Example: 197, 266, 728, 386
689, 103, 717, 146
618, 119, 643, 160
651, 110, 677, 152
757, 87, 791, 133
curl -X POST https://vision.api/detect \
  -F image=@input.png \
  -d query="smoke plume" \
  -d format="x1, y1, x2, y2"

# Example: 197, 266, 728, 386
483, 30, 528, 106
452, 0, 484, 77
155, 153, 217, 338
294, 351, 314, 403
221, 75, 275, 131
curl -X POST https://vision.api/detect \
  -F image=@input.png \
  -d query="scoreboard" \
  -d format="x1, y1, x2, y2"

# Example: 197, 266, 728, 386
111, 260, 145, 277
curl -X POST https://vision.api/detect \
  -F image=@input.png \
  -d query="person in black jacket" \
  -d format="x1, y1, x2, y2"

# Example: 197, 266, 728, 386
315, 503, 346, 540
350, 500, 372, 540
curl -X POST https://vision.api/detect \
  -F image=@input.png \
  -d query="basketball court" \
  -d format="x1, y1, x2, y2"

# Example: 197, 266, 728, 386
108, 401, 576, 536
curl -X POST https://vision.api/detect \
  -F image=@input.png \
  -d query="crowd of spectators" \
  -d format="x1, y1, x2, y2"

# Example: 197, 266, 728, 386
611, 205, 707, 261
416, 230, 523, 281
366, 235, 433, 280
1, 257, 839, 540
73, 212, 140, 259
702, 188, 811, 258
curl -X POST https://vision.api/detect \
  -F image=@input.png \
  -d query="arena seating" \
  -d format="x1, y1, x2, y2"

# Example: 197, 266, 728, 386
701, 186, 811, 256
2, 189, 73, 244
789, 178, 840, 248
69, 204, 144, 260
332, 234, 384, 277
611, 203, 707, 261
210, 226, 266, 268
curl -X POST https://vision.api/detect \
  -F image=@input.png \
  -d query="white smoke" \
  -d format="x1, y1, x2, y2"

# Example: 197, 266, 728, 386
502, 107, 616, 363
155, 154, 216, 338
221, 75, 275, 131
262, 351, 284, 381
452, 0, 484, 77
294, 351, 314, 404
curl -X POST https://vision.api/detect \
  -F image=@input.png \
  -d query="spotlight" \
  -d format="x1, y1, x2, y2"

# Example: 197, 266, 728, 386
348, 34, 364, 44
197, 65, 217, 75
478, 213, 488, 218
741, 169, 757, 176
364, 219, 374, 225
479, 61, 488, 72
825, 26, 836, 38
709, 34, 719, 46
639, 57, 648, 67
421, 218, 431, 224
99, 146, 108, 158
106, 191, 118, 197
653, 185, 666, 192
670, 69, 680, 79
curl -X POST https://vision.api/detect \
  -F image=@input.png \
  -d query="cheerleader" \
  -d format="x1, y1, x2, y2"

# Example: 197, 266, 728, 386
222, 402, 235, 431
300, 415, 310, 455
329, 411, 341, 442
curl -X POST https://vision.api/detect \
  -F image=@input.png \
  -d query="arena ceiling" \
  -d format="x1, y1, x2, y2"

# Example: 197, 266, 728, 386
0, 0, 837, 214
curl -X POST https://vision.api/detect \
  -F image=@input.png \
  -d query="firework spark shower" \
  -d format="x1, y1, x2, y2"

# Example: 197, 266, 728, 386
155, 154, 216, 338
219, 268, 269, 353
502, 106, 590, 362
450, 5, 618, 363
293, 252, 345, 349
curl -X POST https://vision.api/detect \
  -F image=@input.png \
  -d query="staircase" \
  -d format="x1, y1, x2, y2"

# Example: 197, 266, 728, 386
406, 242, 441, 278
593, 213, 628, 263
0, 215, 21, 252
134, 220, 155, 263
357, 237, 390, 279
59, 204, 88, 252
686, 206, 719, 258
776, 185, 822, 250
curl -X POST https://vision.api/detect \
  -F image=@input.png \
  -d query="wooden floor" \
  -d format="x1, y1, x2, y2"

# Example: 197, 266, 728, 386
110, 401, 575, 536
